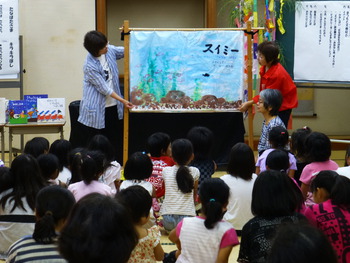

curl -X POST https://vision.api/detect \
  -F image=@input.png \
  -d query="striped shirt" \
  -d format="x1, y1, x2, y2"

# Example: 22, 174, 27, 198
160, 165, 199, 216
6, 236, 66, 263
257, 116, 285, 153
78, 45, 124, 129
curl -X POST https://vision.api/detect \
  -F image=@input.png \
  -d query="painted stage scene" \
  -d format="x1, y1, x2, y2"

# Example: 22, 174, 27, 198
129, 30, 244, 112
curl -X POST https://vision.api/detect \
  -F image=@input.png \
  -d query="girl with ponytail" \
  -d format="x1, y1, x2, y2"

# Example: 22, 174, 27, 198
168, 178, 239, 263
160, 139, 199, 232
305, 171, 350, 262
7, 185, 75, 262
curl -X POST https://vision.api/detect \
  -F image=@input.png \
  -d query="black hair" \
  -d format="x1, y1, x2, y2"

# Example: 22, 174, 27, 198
49, 139, 72, 172
33, 185, 75, 244
251, 170, 304, 217
305, 132, 331, 162
257, 41, 280, 65
259, 89, 283, 116
116, 185, 152, 224
266, 149, 290, 172
267, 223, 338, 263
67, 147, 87, 184
344, 146, 350, 167
83, 30, 108, 57
0, 167, 13, 193
24, 137, 50, 158
199, 178, 229, 229
37, 153, 60, 181
171, 139, 194, 194
290, 126, 312, 160
226, 142, 255, 180
87, 134, 115, 164
310, 170, 338, 195
330, 175, 350, 208
187, 126, 214, 160
0, 154, 46, 212
81, 151, 106, 184
146, 132, 171, 157
59, 193, 138, 263
268, 126, 289, 149
124, 152, 153, 180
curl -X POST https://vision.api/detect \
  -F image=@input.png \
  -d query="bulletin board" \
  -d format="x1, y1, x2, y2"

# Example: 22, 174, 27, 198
129, 30, 245, 112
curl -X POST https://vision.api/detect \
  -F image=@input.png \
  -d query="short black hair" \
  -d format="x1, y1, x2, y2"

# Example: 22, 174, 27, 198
49, 139, 72, 171
24, 137, 50, 158
305, 132, 331, 162
266, 149, 290, 172
37, 153, 60, 180
329, 174, 350, 208
251, 170, 303, 217
187, 126, 214, 160
268, 126, 289, 149
268, 223, 338, 263
260, 89, 283, 116
59, 193, 138, 263
226, 142, 255, 180
146, 132, 171, 157
84, 30, 108, 57
88, 134, 115, 163
116, 185, 152, 224
124, 152, 153, 180
290, 126, 312, 159
257, 41, 280, 65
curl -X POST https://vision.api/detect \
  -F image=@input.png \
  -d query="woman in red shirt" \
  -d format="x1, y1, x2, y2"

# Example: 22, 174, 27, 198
240, 41, 298, 127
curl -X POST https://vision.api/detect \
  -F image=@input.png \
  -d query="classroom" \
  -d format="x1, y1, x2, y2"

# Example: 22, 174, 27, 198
0, 0, 350, 262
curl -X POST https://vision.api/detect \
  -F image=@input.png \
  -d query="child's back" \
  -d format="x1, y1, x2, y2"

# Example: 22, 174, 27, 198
145, 132, 175, 198
68, 151, 115, 201
160, 139, 199, 232
187, 126, 216, 186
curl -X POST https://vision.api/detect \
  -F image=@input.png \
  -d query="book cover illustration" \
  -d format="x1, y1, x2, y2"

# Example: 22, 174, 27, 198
8, 100, 28, 124
24, 94, 48, 122
37, 98, 65, 122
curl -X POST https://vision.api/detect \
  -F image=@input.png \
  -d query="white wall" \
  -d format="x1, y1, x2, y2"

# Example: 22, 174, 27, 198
0, 0, 95, 150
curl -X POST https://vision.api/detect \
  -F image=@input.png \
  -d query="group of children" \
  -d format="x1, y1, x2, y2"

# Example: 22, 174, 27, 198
0, 115, 349, 262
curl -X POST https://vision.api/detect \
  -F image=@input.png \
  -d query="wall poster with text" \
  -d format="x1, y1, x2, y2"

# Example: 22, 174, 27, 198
294, 1, 350, 82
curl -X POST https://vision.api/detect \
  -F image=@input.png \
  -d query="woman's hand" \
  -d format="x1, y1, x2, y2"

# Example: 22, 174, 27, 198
239, 101, 254, 112
123, 100, 134, 109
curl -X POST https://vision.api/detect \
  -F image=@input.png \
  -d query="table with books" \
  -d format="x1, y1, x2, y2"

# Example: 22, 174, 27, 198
5, 121, 65, 163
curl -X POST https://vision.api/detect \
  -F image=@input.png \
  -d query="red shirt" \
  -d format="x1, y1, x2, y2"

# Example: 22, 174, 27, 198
253, 63, 298, 111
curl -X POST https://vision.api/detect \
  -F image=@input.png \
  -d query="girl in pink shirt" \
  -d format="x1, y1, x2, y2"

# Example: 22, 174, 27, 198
299, 132, 338, 206
68, 151, 115, 201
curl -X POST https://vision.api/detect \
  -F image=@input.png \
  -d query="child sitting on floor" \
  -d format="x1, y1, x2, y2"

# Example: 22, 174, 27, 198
116, 185, 164, 262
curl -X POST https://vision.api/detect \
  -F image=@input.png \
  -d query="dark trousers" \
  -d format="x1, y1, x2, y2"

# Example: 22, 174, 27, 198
278, 109, 292, 128
74, 105, 124, 164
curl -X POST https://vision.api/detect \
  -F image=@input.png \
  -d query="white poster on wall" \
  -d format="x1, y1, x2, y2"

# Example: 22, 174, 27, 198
294, 1, 350, 82
0, 0, 19, 75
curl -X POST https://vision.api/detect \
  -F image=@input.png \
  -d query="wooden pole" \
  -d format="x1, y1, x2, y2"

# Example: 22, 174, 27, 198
246, 21, 254, 149
123, 20, 130, 166
96, 0, 107, 34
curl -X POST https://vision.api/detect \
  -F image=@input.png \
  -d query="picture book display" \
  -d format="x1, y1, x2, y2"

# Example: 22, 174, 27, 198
24, 94, 48, 122
37, 98, 65, 122
8, 100, 28, 124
